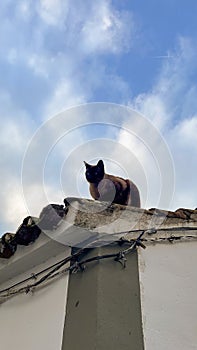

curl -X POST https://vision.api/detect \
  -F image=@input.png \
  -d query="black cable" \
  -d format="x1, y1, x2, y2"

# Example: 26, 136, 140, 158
0, 247, 84, 294
1, 229, 196, 299
0, 232, 146, 299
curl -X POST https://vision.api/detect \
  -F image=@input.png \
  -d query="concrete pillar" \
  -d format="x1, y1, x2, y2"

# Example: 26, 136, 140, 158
61, 246, 144, 350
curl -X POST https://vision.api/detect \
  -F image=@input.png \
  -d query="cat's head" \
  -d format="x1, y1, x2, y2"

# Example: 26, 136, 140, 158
84, 160, 104, 184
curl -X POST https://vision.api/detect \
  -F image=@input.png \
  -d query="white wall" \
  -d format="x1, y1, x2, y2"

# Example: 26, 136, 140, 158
138, 242, 197, 350
0, 252, 69, 350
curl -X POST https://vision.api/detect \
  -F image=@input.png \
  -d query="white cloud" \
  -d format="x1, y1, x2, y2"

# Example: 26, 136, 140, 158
0, 90, 35, 233
172, 116, 197, 151
2, 1, 197, 238
130, 93, 169, 130
0, 91, 32, 151
126, 37, 197, 210
27, 54, 50, 78
33, 0, 135, 55
7, 48, 18, 65
116, 114, 174, 210
0, 1, 136, 235
80, 2, 134, 54
1, 179, 64, 233
2, 180, 29, 232
0, 0, 135, 117
43, 79, 86, 118
16, 1, 33, 21
37, 0, 69, 26
22, 182, 64, 218
130, 37, 197, 128
168, 115, 197, 209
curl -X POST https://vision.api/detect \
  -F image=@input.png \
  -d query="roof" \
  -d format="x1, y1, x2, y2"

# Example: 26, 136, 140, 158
0, 198, 197, 260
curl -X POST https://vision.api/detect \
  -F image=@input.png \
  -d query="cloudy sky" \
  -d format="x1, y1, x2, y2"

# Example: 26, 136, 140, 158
0, 0, 197, 234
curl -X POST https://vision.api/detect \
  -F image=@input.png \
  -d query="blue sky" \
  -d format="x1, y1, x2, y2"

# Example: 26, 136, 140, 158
0, 0, 197, 233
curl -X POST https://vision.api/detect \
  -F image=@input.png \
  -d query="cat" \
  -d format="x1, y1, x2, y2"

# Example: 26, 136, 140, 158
84, 160, 141, 207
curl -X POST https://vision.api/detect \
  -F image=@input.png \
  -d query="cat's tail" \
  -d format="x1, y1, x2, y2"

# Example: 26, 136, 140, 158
126, 180, 141, 208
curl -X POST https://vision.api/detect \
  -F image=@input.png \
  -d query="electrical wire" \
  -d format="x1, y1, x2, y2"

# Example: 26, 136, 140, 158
0, 231, 146, 300
0, 228, 197, 303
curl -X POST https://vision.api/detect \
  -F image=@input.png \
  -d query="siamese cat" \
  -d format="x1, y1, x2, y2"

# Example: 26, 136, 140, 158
84, 160, 141, 207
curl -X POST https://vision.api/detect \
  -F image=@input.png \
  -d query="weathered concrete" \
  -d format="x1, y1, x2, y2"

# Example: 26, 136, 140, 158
51, 198, 197, 247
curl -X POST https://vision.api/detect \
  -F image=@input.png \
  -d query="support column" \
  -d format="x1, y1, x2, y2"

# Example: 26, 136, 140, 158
61, 245, 144, 350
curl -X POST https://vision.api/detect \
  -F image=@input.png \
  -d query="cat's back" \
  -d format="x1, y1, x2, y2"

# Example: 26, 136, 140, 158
125, 179, 141, 207
104, 174, 141, 207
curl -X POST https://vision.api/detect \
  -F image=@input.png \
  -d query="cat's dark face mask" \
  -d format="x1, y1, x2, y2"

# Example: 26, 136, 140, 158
84, 160, 104, 184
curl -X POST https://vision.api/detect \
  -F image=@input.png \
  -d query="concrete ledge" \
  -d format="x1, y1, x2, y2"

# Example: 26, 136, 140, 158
1, 198, 197, 284
64, 198, 197, 230
55, 198, 197, 246
0, 233, 68, 284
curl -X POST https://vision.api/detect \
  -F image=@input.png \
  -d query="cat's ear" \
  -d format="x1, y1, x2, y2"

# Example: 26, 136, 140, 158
97, 160, 104, 169
84, 161, 91, 169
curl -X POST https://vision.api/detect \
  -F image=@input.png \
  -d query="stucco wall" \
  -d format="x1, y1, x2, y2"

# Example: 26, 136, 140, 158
138, 242, 197, 350
0, 251, 69, 350
0, 201, 196, 350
